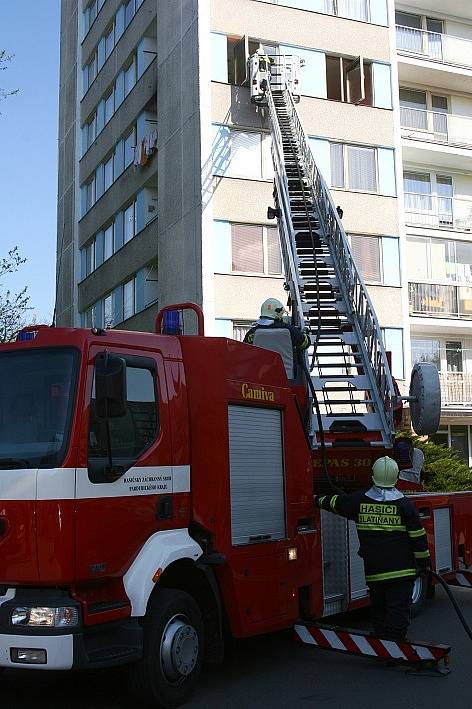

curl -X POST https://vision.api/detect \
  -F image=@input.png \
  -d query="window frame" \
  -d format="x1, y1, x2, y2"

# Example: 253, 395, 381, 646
331, 142, 378, 193
87, 352, 160, 482
230, 222, 283, 276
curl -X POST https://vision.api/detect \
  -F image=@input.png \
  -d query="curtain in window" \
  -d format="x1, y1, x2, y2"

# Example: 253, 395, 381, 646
229, 131, 262, 178
399, 88, 427, 130
406, 237, 429, 280
347, 146, 376, 191
267, 227, 282, 275
437, 176, 453, 226
395, 12, 422, 53
403, 172, 431, 212
231, 224, 264, 273
330, 143, 344, 188
338, 0, 368, 22
350, 234, 381, 282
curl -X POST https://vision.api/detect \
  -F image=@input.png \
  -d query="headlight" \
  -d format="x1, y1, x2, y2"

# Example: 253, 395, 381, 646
11, 606, 79, 627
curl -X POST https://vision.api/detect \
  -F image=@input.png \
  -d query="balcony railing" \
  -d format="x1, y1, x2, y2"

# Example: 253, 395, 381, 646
396, 25, 472, 70
400, 107, 472, 149
404, 194, 472, 232
409, 282, 472, 319
439, 371, 472, 408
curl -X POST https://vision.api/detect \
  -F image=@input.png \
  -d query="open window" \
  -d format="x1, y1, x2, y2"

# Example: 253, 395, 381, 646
326, 54, 372, 106
227, 35, 278, 85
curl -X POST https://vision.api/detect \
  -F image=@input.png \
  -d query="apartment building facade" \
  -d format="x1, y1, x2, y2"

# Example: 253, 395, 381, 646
395, 1, 472, 463
57, 0, 472, 461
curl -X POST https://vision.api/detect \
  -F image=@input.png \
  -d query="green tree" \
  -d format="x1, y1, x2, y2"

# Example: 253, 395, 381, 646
399, 431, 472, 492
0, 248, 31, 343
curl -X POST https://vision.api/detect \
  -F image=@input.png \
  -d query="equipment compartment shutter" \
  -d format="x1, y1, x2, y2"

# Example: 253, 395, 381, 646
433, 507, 452, 573
228, 405, 286, 545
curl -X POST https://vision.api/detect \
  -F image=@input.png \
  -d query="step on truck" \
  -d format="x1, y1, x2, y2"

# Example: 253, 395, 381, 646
0, 53, 471, 708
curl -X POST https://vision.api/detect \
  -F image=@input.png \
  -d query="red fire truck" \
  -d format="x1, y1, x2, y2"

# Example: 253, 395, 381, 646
0, 54, 471, 708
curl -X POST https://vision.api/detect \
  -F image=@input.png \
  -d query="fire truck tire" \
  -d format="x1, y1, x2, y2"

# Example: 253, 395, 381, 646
410, 574, 427, 617
128, 588, 204, 709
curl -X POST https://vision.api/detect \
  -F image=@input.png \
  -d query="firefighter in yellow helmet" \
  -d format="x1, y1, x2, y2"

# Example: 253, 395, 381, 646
244, 298, 310, 350
316, 456, 430, 640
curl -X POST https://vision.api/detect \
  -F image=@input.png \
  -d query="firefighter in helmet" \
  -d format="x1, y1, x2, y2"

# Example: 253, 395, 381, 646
316, 456, 431, 641
244, 298, 310, 351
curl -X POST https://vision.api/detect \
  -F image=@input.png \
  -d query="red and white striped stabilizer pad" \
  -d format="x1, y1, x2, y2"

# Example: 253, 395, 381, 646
446, 570, 472, 589
294, 623, 451, 665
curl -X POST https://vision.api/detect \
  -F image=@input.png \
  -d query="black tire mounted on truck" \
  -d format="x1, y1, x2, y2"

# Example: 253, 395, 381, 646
128, 588, 204, 709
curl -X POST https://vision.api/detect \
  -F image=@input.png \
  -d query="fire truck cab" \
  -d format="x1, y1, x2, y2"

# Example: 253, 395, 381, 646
0, 318, 325, 706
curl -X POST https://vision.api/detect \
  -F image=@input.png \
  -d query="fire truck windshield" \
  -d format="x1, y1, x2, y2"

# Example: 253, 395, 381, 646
0, 347, 78, 469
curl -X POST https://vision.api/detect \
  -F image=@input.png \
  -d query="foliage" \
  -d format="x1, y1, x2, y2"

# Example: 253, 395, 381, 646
0, 248, 31, 343
0, 50, 18, 105
398, 430, 472, 492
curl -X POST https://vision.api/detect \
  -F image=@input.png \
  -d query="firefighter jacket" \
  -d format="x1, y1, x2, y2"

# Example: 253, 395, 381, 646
316, 488, 431, 584
244, 321, 310, 350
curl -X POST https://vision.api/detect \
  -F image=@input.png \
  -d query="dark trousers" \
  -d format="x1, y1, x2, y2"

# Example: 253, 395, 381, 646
368, 578, 414, 641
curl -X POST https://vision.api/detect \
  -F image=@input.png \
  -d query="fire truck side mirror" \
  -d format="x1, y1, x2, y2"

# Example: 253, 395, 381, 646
95, 353, 127, 419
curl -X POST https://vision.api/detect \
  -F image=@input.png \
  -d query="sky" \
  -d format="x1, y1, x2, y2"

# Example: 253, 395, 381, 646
0, 0, 61, 322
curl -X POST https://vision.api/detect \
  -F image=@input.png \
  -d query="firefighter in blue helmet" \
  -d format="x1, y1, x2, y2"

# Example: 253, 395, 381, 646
316, 457, 431, 640
244, 298, 310, 350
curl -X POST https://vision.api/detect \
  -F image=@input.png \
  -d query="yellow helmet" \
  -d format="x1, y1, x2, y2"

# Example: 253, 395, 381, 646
372, 456, 399, 488
260, 298, 286, 320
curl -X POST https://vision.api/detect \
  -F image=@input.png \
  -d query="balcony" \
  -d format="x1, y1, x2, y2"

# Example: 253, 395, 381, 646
404, 194, 472, 232
396, 25, 472, 70
439, 371, 472, 409
400, 107, 472, 150
409, 282, 472, 319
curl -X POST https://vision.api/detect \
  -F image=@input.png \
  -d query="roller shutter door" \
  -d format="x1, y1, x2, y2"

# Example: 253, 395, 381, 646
228, 405, 286, 546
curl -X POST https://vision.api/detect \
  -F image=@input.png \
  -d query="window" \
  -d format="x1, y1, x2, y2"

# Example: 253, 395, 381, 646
381, 328, 404, 379
123, 278, 135, 320
326, 55, 373, 105
124, 56, 136, 96
104, 294, 113, 328
230, 224, 282, 275
212, 125, 274, 180
446, 341, 462, 372
84, 243, 93, 277
232, 224, 264, 273
350, 234, 381, 282
104, 224, 113, 261
230, 131, 263, 178
411, 338, 440, 369
124, 202, 136, 243
86, 113, 97, 149
104, 155, 114, 191
84, 176, 96, 213
88, 359, 159, 481
124, 127, 136, 168
105, 25, 114, 60
396, 12, 444, 60
105, 90, 114, 124
85, 53, 97, 92
404, 172, 454, 229
331, 143, 377, 192
125, 0, 135, 28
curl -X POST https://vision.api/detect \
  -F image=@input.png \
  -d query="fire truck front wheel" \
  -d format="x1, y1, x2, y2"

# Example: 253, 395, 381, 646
128, 588, 204, 709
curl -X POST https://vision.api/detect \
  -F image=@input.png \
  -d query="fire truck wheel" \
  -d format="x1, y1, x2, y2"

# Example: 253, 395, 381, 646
410, 575, 427, 617
128, 588, 204, 709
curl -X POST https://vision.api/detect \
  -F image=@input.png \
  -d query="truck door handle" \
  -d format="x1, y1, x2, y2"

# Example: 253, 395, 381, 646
0, 519, 6, 537
156, 496, 173, 520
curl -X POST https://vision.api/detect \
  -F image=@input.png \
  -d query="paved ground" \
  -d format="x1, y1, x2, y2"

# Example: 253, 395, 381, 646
1, 586, 471, 709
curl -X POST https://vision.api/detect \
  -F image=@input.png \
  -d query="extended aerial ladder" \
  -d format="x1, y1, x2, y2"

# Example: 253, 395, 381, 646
250, 53, 397, 451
